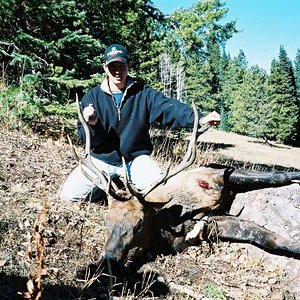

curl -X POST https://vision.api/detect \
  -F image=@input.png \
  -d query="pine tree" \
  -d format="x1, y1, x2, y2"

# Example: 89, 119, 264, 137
293, 48, 300, 145
228, 66, 268, 138
184, 53, 211, 109
218, 49, 231, 131
0, 0, 164, 101
221, 50, 247, 131
157, 0, 237, 106
265, 46, 298, 144
295, 49, 300, 98
205, 39, 222, 111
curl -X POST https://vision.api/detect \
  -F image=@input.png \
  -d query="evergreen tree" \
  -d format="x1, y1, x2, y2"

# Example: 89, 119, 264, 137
218, 48, 231, 131
228, 66, 268, 138
158, 0, 237, 107
295, 49, 300, 99
0, 0, 164, 100
221, 50, 248, 131
184, 53, 211, 109
265, 46, 298, 144
293, 48, 300, 144
206, 39, 222, 111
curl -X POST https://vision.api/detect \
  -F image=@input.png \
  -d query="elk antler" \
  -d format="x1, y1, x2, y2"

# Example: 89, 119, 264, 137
123, 102, 210, 201
68, 94, 119, 197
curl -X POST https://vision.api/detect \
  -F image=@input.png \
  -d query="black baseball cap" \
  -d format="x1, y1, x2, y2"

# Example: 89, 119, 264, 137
104, 44, 129, 65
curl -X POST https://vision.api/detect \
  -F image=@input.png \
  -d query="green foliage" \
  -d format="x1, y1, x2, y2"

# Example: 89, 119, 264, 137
220, 50, 248, 131
0, 0, 164, 98
228, 66, 268, 138
0, 0, 165, 130
0, 85, 77, 129
295, 49, 300, 99
0, 0, 299, 146
265, 46, 298, 143
141, 0, 237, 112
159, 0, 237, 112
203, 282, 228, 299
217, 49, 231, 131
0, 86, 45, 128
43, 102, 77, 118
294, 49, 300, 144
184, 53, 212, 109
164, 0, 236, 58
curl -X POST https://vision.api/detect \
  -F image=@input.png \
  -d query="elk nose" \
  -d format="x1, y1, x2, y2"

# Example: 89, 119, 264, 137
103, 251, 116, 262
102, 252, 135, 274
102, 251, 122, 271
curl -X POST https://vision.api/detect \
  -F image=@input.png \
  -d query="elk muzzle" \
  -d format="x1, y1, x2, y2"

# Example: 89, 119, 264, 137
103, 198, 155, 268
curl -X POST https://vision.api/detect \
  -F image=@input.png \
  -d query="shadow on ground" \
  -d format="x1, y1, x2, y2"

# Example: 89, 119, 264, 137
0, 266, 169, 300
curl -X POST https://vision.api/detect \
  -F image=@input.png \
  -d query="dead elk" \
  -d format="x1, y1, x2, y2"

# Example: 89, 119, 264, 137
104, 166, 300, 269
72, 97, 300, 270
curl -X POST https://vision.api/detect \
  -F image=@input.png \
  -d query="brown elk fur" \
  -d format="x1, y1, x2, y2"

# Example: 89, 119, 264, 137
104, 167, 227, 261
103, 166, 300, 265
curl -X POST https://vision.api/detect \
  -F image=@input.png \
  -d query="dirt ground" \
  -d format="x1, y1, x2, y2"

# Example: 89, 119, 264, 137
0, 127, 299, 300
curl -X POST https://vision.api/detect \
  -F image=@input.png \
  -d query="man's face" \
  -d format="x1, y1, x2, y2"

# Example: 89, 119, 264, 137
104, 62, 129, 88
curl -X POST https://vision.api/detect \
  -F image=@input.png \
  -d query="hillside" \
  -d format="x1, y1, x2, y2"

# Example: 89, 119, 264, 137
200, 128, 300, 171
0, 127, 299, 299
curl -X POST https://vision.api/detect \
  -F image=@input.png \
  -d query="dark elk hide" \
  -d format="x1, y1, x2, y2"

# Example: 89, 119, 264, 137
72, 95, 300, 270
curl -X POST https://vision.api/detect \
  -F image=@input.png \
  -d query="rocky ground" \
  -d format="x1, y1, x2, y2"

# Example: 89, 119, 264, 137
0, 127, 299, 300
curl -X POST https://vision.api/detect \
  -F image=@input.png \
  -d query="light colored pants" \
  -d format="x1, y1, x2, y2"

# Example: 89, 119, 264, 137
59, 155, 163, 201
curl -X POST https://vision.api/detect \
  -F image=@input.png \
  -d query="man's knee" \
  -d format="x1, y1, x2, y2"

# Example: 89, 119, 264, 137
58, 184, 79, 201
130, 155, 163, 189
58, 182, 107, 203
58, 166, 92, 201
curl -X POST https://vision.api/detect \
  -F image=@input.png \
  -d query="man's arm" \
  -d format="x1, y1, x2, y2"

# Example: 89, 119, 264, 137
147, 87, 220, 129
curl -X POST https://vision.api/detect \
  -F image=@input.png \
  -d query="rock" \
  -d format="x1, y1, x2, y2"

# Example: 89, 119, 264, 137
229, 184, 300, 298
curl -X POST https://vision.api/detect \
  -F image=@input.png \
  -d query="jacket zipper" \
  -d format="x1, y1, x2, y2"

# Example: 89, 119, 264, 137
117, 106, 121, 121
114, 81, 134, 122
111, 95, 122, 121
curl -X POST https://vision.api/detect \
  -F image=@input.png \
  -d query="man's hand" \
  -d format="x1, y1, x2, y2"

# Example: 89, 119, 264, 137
200, 111, 221, 126
83, 104, 97, 125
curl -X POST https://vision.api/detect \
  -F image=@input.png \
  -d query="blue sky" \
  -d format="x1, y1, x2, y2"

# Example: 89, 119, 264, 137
152, 0, 300, 72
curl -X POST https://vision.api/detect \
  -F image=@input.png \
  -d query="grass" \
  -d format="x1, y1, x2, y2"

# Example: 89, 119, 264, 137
203, 282, 228, 299
0, 125, 299, 299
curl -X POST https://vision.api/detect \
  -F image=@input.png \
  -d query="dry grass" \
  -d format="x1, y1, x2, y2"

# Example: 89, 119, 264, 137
200, 128, 300, 171
0, 126, 299, 299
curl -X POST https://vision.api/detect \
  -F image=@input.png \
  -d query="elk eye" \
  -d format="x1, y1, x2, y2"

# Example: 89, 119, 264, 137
196, 179, 210, 189
133, 219, 143, 234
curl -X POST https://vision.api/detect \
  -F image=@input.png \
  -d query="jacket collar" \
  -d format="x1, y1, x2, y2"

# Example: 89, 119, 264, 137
100, 76, 135, 95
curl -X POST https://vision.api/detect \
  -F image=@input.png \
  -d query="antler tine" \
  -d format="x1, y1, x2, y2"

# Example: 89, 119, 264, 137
124, 101, 210, 201
74, 94, 118, 196
142, 101, 207, 196
121, 157, 144, 202
122, 156, 172, 202
75, 94, 91, 156
169, 101, 202, 171
67, 134, 80, 162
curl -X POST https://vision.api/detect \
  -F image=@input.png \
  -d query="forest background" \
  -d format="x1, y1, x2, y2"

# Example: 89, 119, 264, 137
0, 0, 300, 146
